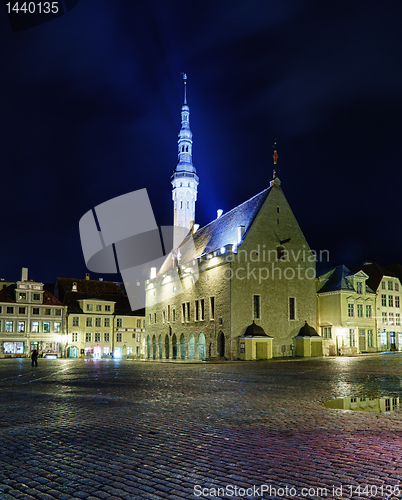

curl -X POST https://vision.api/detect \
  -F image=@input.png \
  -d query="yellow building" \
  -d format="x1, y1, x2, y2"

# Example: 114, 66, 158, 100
0, 268, 67, 358
317, 265, 377, 355
352, 263, 402, 351
54, 277, 145, 358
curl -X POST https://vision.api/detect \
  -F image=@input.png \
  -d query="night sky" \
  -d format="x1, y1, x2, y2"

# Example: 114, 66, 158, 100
1, 0, 402, 283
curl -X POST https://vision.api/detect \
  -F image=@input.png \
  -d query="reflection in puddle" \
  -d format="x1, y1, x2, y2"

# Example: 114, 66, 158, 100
324, 396, 401, 412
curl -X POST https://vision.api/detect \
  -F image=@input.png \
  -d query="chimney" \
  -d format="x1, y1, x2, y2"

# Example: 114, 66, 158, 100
85, 273, 90, 280
217, 209, 223, 219
21, 267, 28, 282
237, 225, 245, 244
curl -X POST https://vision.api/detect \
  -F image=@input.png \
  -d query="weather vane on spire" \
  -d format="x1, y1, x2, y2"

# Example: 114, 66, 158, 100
272, 139, 278, 179
181, 72, 187, 104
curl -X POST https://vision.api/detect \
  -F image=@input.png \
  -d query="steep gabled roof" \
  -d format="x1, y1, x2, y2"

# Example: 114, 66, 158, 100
0, 284, 64, 306
318, 265, 376, 294
159, 187, 271, 273
317, 265, 355, 293
55, 277, 122, 302
351, 263, 396, 292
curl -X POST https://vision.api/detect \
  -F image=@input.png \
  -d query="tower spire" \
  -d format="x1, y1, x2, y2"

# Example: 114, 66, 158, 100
171, 74, 199, 246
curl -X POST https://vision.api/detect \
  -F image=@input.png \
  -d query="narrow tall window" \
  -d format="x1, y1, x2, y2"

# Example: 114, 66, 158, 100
396, 296, 400, 308
349, 329, 356, 347
186, 302, 190, 322
389, 295, 394, 307
210, 297, 215, 320
200, 299, 205, 320
289, 297, 295, 320
348, 303, 354, 317
366, 305, 372, 318
182, 303, 186, 322
357, 304, 363, 317
195, 300, 199, 321
253, 295, 261, 319
356, 282, 363, 294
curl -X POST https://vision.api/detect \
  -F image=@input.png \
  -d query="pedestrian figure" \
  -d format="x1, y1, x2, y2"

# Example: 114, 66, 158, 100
31, 349, 38, 367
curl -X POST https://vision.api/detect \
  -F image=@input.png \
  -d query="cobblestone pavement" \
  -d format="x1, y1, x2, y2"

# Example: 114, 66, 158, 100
1, 354, 402, 500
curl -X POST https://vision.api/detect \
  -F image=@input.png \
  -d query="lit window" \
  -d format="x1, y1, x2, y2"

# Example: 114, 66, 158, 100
6, 321, 13, 332
18, 292, 26, 300
43, 322, 50, 333
389, 313, 394, 325
322, 327, 332, 338
136, 333, 141, 342
32, 321, 39, 333
382, 312, 387, 324
54, 322, 61, 333
349, 329, 356, 347
18, 321, 25, 333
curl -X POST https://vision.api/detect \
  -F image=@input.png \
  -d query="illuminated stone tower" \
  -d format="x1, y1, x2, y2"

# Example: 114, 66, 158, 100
171, 74, 199, 246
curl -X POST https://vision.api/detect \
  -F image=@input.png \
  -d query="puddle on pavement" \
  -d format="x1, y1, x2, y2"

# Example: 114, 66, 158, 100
324, 396, 401, 413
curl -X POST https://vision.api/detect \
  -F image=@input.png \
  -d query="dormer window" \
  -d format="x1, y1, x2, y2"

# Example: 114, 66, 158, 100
356, 282, 363, 294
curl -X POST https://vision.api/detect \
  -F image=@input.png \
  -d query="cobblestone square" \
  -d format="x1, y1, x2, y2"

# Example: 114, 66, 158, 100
1, 354, 402, 499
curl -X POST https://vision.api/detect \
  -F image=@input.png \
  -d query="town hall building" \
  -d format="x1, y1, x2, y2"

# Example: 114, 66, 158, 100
144, 78, 319, 360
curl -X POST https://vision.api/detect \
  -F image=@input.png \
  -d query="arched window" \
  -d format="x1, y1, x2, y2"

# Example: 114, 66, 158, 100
180, 201, 183, 209
187, 201, 189, 209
